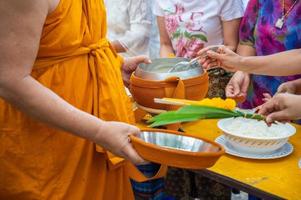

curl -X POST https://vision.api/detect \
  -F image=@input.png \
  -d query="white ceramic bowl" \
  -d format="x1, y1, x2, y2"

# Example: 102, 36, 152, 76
217, 118, 296, 154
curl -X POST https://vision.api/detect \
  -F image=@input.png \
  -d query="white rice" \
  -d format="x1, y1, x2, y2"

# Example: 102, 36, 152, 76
225, 117, 290, 138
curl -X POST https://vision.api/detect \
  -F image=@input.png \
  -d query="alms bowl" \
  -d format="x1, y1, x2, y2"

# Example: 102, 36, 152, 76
130, 129, 224, 169
130, 58, 209, 110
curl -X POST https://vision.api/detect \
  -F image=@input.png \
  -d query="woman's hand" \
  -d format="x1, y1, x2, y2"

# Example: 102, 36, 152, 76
122, 55, 151, 87
276, 80, 300, 95
225, 71, 250, 101
94, 121, 146, 165
258, 93, 301, 123
198, 45, 243, 71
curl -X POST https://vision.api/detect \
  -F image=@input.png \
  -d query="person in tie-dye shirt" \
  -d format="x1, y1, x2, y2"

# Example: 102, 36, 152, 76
225, 0, 301, 109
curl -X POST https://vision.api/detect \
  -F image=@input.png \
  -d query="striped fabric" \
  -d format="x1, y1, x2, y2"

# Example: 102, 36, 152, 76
131, 163, 173, 200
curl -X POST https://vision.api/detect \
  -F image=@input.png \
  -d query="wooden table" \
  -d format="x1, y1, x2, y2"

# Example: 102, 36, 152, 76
178, 119, 301, 200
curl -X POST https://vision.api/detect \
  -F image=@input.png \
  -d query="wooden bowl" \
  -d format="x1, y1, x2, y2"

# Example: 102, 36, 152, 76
130, 129, 225, 169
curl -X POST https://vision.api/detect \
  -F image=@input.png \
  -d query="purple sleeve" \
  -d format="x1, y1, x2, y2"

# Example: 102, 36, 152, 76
239, 0, 260, 47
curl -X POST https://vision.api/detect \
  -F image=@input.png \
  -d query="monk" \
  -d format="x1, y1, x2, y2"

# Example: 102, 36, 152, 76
0, 0, 149, 199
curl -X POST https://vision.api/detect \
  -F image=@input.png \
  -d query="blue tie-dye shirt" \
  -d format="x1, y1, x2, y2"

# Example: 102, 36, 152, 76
239, 0, 301, 108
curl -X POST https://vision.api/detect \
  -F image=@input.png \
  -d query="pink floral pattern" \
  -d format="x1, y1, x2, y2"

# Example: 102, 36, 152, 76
164, 3, 207, 58
165, 17, 179, 34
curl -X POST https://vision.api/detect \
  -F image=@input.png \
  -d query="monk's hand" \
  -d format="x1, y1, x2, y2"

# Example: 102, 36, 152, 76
95, 121, 146, 165
198, 45, 241, 72
122, 55, 151, 87
258, 93, 301, 124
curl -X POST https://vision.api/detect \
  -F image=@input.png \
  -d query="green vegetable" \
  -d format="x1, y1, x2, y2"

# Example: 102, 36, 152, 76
148, 105, 265, 127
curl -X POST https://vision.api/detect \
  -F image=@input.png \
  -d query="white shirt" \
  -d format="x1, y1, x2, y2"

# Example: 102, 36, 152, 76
242, 0, 250, 10
105, 0, 152, 56
153, 0, 244, 58
149, 5, 160, 59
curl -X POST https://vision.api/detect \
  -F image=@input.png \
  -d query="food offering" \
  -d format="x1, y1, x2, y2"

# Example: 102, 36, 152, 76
148, 97, 296, 159
148, 98, 263, 127
217, 117, 296, 156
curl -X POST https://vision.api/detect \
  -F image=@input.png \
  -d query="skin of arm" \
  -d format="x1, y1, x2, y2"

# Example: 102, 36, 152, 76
239, 49, 301, 75
157, 16, 175, 57
111, 40, 126, 53
222, 18, 241, 51
203, 47, 301, 76
0, 0, 144, 164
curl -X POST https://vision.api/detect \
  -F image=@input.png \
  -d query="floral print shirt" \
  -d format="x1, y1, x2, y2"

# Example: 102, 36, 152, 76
153, 0, 244, 58
239, 0, 301, 108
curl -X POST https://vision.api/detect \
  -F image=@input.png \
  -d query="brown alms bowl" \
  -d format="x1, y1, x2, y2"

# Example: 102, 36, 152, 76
130, 73, 209, 110
130, 129, 225, 169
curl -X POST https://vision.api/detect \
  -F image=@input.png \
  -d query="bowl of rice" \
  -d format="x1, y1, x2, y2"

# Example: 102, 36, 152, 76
217, 117, 296, 154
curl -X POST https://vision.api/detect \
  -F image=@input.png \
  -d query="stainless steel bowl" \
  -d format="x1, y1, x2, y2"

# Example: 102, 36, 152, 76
136, 131, 221, 153
135, 58, 204, 81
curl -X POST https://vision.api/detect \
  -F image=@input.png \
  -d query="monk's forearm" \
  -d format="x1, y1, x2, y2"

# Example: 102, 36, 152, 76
0, 76, 104, 142
239, 49, 301, 76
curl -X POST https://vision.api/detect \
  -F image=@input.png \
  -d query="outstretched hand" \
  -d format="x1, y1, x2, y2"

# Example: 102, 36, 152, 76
225, 71, 250, 101
198, 45, 242, 72
258, 93, 301, 123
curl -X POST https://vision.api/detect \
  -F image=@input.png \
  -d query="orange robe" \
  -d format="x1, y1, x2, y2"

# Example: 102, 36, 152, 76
0, 0, 137, 199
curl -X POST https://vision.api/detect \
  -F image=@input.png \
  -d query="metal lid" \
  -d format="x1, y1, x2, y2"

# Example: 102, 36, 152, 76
135, 58, 204, 80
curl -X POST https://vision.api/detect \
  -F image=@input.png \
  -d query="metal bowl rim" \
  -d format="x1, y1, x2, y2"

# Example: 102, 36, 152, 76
131, 128, 225, 156
135, 58, 204, 81
135, 67, 204, 81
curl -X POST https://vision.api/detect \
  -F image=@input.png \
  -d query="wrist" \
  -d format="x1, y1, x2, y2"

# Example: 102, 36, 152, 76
239, 56, 249, 72
90, 119, 107, 145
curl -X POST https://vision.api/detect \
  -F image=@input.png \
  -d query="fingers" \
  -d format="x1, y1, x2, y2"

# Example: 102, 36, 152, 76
253, 105, 261, 113
225, 84, 235, 97
121, 143, 146, 165
134, 55, 152, 64
276, 85, 286, 94
197, 46, 211, 56
206, 50, 223, 60
232, 80, 241, 96
276, 83, 295, 95
122, 71, 130, 88
266, 110, 289, 124
258, 100, 276, 116
127, 125, 140, 136
262, 93, 272, 102
220, 46, 234, 55
263, 93, 272, 98
199, 57, 211, 69
115, 124, 145, 164
202, 58, 218, 69
241, 75, 250, 95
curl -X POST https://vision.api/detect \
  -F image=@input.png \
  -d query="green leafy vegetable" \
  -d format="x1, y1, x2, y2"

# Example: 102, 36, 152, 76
148, 105, 264, 127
